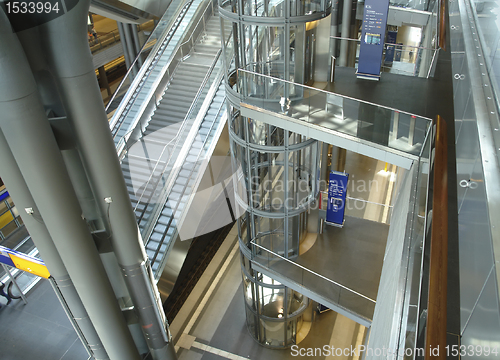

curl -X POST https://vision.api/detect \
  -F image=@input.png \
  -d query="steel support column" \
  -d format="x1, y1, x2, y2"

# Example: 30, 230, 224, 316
338, 0, 352, 67
0, 132, 109, 360
0, 12, 141, 360
36, 1, 177, 358
117, 22, 135, 78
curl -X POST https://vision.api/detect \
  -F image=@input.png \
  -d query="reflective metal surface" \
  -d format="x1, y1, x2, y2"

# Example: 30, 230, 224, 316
450, 0, 500, 342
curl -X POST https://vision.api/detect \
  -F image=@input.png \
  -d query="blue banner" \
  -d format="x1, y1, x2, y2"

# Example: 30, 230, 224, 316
0, 191, 9, 202
326, 171, 349, 227
357, 0, 390, 80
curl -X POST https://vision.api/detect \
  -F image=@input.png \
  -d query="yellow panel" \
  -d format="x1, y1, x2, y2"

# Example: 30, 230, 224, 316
0, 211, 14, 228
9, 254, 50, 279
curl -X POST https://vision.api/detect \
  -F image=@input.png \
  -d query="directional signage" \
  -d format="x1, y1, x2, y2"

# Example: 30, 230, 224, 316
0, 245, 50, 279
357, 0, 390, 80
326, 171, 349, 227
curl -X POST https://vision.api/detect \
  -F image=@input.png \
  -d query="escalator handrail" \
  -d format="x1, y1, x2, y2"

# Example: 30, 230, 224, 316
110, 0, 216, 144
133, 49, 223, 219
150, 86, 227, 275
138, 49, 224, 243
106, 0, 193, 121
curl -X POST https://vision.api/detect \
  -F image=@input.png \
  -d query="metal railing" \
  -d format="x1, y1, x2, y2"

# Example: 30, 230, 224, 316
106, 0, 195, 116
132, 50, 223, 223
250, 241, 376, 322
235, 69, 432, 157
88, 21, 156, 54
110, 0, 217, 148
330, 36, 439, 78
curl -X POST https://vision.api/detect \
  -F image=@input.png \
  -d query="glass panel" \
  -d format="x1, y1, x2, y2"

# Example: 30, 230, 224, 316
245, 306, 258, 339
261, 318, 285, 347
1, 220, 19, 239
237, 70, 432, 156
243, 271, 257, 310
220, 0, 238, 13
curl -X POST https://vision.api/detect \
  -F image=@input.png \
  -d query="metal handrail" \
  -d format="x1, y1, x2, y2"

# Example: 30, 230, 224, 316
250, 241, 376, 303
237, 69, 433, 121
329, 35, 438, 52
106, 0, 193, 114
424, 115, 448, 359
147, 75, 226, 269
133, 49, 223, 219
177, 0, 215, 55
150, 95, 226, 270
109, 0, 216, 141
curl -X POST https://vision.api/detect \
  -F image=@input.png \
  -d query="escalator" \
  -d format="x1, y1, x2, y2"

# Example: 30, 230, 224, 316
116, 7, 232, 282
110, 0, 203, 143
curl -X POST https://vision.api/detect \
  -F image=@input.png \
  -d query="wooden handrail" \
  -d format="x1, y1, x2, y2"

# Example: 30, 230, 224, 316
425, 115, 448, 359
439, 0, 447, 50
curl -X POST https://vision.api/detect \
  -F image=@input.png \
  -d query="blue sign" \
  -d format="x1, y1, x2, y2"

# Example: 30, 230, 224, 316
357, 0, 390, 80
326, 171, 349, 227
0, 191, 10, 202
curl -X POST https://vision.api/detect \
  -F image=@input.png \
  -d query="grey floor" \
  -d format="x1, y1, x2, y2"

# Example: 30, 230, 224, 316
0, 151, 391, 360
0, 279, 88, 360
172, 227, 369, 360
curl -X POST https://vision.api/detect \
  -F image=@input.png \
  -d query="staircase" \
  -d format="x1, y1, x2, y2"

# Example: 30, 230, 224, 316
119, 12, 231, 275
111, 0, 203, 144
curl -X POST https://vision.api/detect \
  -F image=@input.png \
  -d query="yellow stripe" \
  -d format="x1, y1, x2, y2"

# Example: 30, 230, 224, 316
0, 211, 14, 228
8, 254, 50, 279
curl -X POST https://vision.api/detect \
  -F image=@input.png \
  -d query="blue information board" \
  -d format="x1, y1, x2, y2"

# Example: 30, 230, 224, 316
357, 0, 390, 80
326, 171, 349, 227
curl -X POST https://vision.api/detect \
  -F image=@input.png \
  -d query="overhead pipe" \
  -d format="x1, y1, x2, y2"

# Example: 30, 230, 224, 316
0, 131, 109, 360
35, 1, 177, 358
0, 11, 141, 360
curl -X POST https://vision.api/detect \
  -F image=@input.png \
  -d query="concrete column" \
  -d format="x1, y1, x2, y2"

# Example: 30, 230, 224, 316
120, 22, 139, 77
0, 12, 141, 360
320, 142, 330, 191
339, 0, 352, 67
98, 65, 112, 97
117, 22, 134, 78
35, 1, 177, 358
0, 132, 109, 360
329, 0, 340, 60
130, 24, 143, 68
330, 146, 346, 172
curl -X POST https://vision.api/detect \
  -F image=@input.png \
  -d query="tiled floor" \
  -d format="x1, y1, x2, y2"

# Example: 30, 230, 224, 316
0, 279, 89, 360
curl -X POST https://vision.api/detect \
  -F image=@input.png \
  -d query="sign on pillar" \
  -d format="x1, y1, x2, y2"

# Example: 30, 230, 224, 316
357, 0, 390, 80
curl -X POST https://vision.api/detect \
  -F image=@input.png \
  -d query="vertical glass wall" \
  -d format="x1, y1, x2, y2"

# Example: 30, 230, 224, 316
220, 0, 330, 348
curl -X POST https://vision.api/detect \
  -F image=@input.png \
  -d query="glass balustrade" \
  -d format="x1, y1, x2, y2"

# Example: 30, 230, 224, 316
236, 69, 432, 157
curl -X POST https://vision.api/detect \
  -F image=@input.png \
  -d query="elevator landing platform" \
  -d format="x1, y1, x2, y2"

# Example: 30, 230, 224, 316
252, 216, 388, 326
